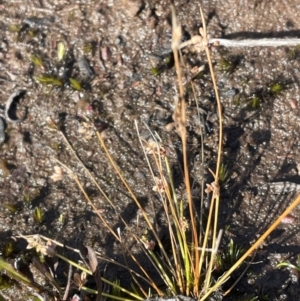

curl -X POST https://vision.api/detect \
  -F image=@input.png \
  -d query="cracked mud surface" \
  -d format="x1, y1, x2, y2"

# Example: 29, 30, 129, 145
1, 1, 300, 300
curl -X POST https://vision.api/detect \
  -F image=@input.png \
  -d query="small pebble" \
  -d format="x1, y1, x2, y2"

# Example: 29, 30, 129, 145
117, 53, 123, 66
131, 81, 140, 87
101, 46, 111, 61
290, 99, 297, 109
0, 118, 5, 143
221, 88, 237, 98
115, 36, 124, 46
99, 128, 109, 139
165, 122, 174, 132
191, 65, 205, 74
297, 163, 300, 176
281, 214, 295, 224
76, 99, 94, 118
149, 16, 157, 29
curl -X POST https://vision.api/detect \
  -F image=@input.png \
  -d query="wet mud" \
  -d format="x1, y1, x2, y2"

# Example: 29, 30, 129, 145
1, 0, 300, 300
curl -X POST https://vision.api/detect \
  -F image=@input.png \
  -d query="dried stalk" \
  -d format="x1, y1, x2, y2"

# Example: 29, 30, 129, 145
209, 37, 300, 48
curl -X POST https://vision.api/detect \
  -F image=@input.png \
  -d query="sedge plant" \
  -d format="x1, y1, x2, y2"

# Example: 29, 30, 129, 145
48, 6, 225, 299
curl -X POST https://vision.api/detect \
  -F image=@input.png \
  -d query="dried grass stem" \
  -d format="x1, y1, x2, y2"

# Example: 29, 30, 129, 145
210, 37, 300, 48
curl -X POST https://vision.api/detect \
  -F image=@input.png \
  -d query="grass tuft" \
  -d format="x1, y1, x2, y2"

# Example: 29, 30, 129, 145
268, 82, 285, 95
248, 95, 261, 109
277, 255, 300, 272
217, 58, 236, 73
34, 75, 63, 86
32, 207, 44, 224
2, 241, 17, 258
215, 239, 245, 272
69, 77, 82, 90
30, 55, 44, 68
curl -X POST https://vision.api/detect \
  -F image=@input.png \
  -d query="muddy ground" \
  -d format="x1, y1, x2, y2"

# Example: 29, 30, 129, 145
1, 0, 300, 300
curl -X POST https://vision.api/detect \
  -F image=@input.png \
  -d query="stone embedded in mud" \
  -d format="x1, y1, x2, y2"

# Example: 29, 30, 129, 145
22, 16, 54, 28
0, 159, 10, 177
165, 122, 174, 132
77, 56, 94, 77
289, 99, 297, 109
123, 0, 143, 17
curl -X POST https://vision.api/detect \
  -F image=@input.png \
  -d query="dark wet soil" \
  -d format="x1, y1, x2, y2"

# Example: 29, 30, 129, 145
1, 1, 300, 300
